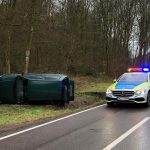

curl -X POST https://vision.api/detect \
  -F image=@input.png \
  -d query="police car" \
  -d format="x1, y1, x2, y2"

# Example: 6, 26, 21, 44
106, 68, 150, 106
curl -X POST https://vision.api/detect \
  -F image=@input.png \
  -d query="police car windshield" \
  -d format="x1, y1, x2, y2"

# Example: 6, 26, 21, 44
118, 73, 148, 82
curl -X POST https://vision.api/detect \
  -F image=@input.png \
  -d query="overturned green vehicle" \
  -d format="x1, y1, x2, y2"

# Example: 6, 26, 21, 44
0, 73, 75, 105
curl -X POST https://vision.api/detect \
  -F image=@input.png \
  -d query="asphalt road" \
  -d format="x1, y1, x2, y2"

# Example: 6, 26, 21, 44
0, 104, 150, 150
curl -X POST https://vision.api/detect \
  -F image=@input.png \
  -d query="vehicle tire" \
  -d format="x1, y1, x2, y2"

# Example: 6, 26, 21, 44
107, 102, 114, 107
145, 92, 150, 107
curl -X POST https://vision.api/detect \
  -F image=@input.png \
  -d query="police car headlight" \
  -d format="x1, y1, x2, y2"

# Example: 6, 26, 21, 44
106, 89, 112, 94
135, 89, 145, 95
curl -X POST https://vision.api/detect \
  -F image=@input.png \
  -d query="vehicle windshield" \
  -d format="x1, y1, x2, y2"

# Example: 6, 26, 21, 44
118, 73, 148, 82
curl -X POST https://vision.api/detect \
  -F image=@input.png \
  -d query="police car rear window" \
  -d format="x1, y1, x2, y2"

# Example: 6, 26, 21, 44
119, 73, 148, 82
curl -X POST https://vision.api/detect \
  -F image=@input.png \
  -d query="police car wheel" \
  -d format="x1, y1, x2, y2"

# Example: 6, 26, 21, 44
146, 92, 150, 107
107, 102, 114, 107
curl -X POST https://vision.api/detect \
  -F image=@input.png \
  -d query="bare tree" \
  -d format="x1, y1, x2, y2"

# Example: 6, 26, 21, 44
0, 0, 149, 76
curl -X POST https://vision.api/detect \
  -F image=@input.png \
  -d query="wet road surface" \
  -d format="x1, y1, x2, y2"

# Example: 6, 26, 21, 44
0, 104, 150, 150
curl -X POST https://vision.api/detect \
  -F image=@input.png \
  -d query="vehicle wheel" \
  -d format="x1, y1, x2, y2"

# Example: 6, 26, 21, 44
145, 92, 150, 107
107, 102, 114, 107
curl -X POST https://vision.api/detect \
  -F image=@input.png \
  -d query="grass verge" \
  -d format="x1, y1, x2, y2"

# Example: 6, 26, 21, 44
0, 97, 105, 126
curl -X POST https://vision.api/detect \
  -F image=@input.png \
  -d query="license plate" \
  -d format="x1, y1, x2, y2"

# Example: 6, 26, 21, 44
118, 97, 129, 101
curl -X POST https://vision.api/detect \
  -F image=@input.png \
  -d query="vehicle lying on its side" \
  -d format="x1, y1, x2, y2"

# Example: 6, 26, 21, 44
0, 73, 74, 105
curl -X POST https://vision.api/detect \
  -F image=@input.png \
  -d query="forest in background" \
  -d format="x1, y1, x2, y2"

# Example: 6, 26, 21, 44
0, 0, 150, 76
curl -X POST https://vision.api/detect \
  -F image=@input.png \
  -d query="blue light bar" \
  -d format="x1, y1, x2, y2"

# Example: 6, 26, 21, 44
128, 67, 150, 72
142, 68, 149, 72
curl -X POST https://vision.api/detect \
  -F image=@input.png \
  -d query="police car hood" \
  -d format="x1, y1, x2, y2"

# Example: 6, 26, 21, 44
115, 82, 143, 90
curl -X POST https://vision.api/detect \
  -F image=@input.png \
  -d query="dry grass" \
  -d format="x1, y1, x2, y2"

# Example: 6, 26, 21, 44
72, 75, 112, 93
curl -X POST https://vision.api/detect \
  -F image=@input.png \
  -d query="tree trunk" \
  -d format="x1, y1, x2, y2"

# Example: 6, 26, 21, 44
24, 26, 34, 73
5, 30, 11, 73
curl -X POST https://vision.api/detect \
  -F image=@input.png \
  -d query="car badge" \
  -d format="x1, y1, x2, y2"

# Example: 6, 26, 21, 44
121, 91, 125, 96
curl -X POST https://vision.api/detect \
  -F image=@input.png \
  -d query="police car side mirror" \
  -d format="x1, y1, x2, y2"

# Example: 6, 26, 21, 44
113, 79, 117, 83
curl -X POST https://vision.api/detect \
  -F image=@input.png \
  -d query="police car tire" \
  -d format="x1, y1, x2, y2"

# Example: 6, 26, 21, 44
145, 92, 150, 107
107, 102, 114, 107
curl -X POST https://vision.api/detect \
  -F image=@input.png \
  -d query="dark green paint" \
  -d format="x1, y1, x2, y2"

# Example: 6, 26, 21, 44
0, 74, 24, 103
0, 74, 75, 104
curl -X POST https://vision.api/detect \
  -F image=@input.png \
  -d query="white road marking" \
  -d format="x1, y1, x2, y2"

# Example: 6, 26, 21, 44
103, 117, 150, 150
0, 104, 106, 141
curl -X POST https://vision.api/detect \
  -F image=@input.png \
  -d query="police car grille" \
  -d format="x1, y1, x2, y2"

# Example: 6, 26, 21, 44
112, 91, 134, 97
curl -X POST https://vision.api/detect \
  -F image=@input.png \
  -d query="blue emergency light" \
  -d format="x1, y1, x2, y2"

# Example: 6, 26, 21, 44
142, 68, 149, 72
